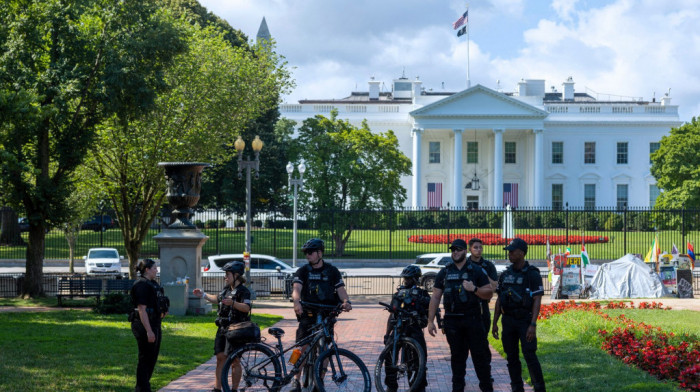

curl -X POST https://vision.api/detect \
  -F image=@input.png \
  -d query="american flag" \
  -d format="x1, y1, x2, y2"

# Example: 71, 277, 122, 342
427, 182, 442, 208
503, 183, 518, 207
452, 10, 468, 30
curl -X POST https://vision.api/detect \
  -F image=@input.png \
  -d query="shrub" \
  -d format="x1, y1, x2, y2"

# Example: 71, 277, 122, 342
603, 213, 623, 231
94, 293, 132, 315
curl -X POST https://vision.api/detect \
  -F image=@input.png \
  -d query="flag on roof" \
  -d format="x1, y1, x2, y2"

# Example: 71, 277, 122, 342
457, 26, 467, 37
453, 10, 468, 30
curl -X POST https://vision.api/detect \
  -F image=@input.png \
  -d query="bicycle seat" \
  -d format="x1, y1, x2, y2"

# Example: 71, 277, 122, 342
268, 327, 285, 338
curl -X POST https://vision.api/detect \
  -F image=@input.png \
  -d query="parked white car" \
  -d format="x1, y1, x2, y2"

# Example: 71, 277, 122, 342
84, 248, 123, 275
413, 252, 505, 291
203, 254, 298, 293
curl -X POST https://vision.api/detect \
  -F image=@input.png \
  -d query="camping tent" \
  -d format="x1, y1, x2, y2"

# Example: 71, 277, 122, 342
589, 254, 670, 299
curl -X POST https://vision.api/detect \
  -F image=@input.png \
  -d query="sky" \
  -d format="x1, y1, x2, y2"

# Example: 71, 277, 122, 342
199, 0, 700, 122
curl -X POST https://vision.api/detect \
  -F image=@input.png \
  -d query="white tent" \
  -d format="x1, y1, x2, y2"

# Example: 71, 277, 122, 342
589, 254, 670, 299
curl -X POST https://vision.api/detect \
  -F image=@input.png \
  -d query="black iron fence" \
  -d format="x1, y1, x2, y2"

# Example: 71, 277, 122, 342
2, 206, 700, 262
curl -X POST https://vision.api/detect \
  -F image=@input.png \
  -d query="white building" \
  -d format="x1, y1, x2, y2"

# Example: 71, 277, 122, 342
279, 76, 681, 209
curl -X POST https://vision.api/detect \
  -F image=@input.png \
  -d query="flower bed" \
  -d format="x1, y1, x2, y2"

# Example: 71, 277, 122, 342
538, 301, 699, 391
407, 233, 608, 245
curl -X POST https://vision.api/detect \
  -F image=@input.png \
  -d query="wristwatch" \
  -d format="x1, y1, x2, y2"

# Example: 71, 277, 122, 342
344, 300, 352, 304
530, 322, 537, 327
473, 286, 478, 294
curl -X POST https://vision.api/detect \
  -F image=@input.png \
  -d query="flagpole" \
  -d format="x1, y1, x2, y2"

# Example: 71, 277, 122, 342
466, 4, 470, 88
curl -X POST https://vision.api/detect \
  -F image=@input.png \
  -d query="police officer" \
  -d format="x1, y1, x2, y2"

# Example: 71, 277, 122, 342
130, 258, 169, 392
492, 238, 546, 392
291, 238, 352, 392
383, 265, 431, 392
193, 261, 252, 392
427, 239, 494, 392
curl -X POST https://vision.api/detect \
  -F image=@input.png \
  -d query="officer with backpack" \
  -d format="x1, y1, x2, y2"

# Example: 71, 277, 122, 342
492, 238, 546, 392
427, 239, 494, 392
193, 261, 252, 392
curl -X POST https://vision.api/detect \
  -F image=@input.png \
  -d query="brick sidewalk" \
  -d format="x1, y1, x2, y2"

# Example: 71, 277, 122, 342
159, 303, 532, 392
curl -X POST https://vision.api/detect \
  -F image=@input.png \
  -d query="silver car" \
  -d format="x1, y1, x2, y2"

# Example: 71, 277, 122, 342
203, 254, 297, 293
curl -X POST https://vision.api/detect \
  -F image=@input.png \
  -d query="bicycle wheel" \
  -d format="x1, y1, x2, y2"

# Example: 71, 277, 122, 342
313, 348, 371, 392
300, 338, 324, 391
374, 337, 426, 392
222, 343, 282, 392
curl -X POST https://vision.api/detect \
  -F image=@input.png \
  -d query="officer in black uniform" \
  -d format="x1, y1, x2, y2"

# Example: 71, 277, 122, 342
193, 261, 252, 392
291, 238, 352, 392
130, 258, 169, 392
427, 239, 494, 392
383, 265, 431, 392
492, 238, 546, 392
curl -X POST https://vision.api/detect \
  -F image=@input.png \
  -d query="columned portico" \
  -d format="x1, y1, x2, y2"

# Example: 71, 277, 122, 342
411, 128, 423, 208
493, 128, 504, 207
534, 129, 544, 206
453, 128, 463, 207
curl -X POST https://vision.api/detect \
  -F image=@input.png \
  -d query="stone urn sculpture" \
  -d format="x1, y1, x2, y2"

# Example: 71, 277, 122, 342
159, 162, 210, 229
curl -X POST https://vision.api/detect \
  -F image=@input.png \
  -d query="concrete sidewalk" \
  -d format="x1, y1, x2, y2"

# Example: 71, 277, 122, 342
159, 301, 531, 392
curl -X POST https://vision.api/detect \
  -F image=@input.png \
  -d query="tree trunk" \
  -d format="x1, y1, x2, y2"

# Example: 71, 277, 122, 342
22, 225, 46, 297
0, 207, 26, 246
68, 235, 76, 274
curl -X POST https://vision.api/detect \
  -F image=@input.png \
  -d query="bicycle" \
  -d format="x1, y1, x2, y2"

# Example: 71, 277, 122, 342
374, 301, 430, 392
221, 301, 371, 392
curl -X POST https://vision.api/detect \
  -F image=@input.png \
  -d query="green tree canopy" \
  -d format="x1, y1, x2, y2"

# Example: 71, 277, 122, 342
650, 117, 700, 209
0, 0, 186, 296
295, 110, 412, 255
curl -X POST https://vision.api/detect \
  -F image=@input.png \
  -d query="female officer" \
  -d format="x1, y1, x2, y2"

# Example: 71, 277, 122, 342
130, 258, 167, 392
193, 261, 252, 392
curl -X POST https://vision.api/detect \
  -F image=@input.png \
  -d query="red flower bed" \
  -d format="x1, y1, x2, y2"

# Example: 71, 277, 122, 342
407, 233, 608, 245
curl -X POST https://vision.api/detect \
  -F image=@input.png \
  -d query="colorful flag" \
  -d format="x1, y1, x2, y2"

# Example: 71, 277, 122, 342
644, 235, 660, 263
581, 244, 590, 267
427, 182, 442, 208
457, 26, 467, 37
453, 10, 468, 30
503, 183, 519, 208
688, 242, 696, 268
671, 243, 679, 256
565, 246, 571, 256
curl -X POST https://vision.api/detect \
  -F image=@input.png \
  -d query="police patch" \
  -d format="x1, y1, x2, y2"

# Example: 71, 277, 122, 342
516, 277, 523, 284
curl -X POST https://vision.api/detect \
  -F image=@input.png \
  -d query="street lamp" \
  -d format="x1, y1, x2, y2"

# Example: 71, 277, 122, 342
286, 161, 306, 267
235, 135, 264, 286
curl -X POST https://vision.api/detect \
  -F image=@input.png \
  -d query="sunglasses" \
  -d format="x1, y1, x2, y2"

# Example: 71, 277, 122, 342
303, 249, 316, 255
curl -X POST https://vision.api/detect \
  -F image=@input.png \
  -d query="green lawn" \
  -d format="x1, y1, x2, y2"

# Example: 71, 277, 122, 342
489, 308, 700, 392
0, 309, 281, 391
3, 227, 697, 261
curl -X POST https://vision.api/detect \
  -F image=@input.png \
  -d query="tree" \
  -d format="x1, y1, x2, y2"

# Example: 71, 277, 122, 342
650, 117, 700, 209
295, 110, 412, 255
62, 169, 103, 274
0, 0, 186, 296
88, 21, 292, 277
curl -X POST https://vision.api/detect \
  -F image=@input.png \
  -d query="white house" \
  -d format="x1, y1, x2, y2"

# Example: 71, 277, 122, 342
279, 75, 681, 209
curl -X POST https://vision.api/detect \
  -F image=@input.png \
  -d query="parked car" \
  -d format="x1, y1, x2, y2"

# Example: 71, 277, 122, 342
18, 217, 30, 232
84, 247, 123, 275
203, 254, 298, 293
412, 252, 506, 291
81, 215, 115, 231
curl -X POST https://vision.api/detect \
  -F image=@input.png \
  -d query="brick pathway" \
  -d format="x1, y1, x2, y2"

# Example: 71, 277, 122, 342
159, 302, 532, 392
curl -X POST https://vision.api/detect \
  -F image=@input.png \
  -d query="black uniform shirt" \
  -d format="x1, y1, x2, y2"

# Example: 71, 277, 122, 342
496, 261, 543, 298
469, 256, 498, 281
218, 284, 253, 324
131, 278, 161, 326
293, 262, 345, 305
434, 261, 489, 313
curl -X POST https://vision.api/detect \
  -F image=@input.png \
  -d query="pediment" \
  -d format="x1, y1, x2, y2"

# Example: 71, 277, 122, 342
579, 172, 601, 180
410, 84, 549, 119
546, 172, 568, 180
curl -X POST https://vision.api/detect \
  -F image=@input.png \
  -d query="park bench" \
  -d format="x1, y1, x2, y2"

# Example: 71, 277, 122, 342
56, 277, 102, 306
104, 279, 135, 295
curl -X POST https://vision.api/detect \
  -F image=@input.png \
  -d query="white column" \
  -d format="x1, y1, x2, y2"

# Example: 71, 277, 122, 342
411, 128, 423, 208
534, 129, 544, 207
493, 129, 504, 207
453, 128, 463, 208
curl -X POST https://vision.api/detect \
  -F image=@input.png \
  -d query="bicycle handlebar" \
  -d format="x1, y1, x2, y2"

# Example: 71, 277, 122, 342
378, 301, 418, 318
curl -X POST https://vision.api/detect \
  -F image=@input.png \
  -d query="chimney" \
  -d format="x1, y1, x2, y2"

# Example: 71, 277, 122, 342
661, 89, 671, 106
562, 76, 575, 101
369, 77, 380, 100
517, 79, 527, 96
412, 77, 422, 99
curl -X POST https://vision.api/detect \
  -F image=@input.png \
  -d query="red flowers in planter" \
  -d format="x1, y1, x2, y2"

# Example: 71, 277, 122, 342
407, 233, 608, 245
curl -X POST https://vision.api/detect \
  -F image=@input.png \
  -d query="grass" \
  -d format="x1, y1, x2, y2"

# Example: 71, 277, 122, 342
0, 308, 282, 391
489, 308, 700, 392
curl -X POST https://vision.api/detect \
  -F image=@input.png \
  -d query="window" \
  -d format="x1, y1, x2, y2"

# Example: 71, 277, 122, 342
584, 142, 596, 164
438, 257, 452, 266
466, 141, 478, 164
551, 184, 563, 210
617, 142, 628, 164
649, 184, 660, 207
584, 184, 596, 209
429, 142, 440, 163
552, 142, 563, 164
617, 184, 629, 209
466, 195, 479, 209
505, 142, 516, 164
650, 142, 660, 164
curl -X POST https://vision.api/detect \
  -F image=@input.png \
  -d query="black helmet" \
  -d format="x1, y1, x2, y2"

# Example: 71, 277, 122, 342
302, 238, 325, 252
400, 265, 422, 279
222, 261, 245, 275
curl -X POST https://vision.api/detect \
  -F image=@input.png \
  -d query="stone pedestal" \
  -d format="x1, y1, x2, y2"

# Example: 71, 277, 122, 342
154, 228, 211, 314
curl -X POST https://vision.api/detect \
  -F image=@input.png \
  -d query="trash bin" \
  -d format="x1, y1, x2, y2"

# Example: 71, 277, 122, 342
163, 283, 189, 316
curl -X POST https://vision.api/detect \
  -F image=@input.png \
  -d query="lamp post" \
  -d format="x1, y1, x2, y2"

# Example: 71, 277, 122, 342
286, 161, 306, 267
235, 135, 264, 286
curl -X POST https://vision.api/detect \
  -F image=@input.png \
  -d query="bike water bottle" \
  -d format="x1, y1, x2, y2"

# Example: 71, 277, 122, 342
289, 349, 302, 364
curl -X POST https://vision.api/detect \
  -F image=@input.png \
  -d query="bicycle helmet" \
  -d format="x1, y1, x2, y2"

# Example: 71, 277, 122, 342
301, 238, 325, 252
222, 261, 245, 276
400, 265, 422, 279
